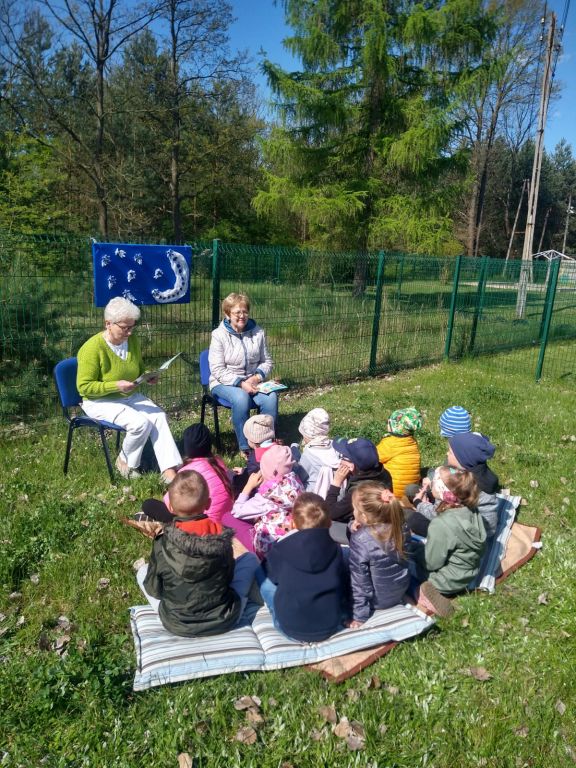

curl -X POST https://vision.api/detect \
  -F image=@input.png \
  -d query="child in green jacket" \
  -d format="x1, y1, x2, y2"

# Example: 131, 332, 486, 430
413, 466, 486, 617
137, 470, 259, 637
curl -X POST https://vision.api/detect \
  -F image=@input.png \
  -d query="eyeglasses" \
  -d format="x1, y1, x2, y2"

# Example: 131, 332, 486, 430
230, 310, 249, 317
114, 322, 136, 332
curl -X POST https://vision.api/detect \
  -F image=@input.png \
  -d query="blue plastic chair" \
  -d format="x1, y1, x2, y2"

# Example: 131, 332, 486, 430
53, 357, 126, 482
199, 349, 259, 451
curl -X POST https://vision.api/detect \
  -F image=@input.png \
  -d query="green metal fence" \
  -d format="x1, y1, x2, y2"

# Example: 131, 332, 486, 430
1, 234, 575, 424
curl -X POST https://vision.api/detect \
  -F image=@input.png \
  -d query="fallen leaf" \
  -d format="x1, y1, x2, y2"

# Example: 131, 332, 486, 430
133, 558, 147, 572
309, 728, 327, 741
318, 705, 337, 724
346, 734, 365, 751
538, 592, 549, 605
97, 578, 110, 591
346, 688, 360, 701
560, 477, 567, 484
386, 685, 399, 696
234, 726, 257, 745
16, 615, 25, 627
30, 574, 40, 585
529, 480, 539, 488
234, 695, 261, 711
563, 497, 570, 506
543, 506, 553, 517
178, 753, 193, 768
367, 676, 381, 689
0, 613, 6, 623
57, 616, 71, 632
461, 617, 470, 628
379, 724, 388, 735
38, 633, 51, 651
53, 634, 71, 653
462, 667, 492, 681
520, 498, 528, 506
556, 700, 566, 716
246, 708, 264, 725
333, 717, 351, 739
81, 519, 90, 527
268, 697, 278, 708
8, 592, 22, 601
349, 721, 366, 739
514, 725, 529, 738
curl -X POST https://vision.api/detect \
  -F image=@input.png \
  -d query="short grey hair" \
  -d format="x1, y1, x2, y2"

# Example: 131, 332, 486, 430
104, 297, 141, 324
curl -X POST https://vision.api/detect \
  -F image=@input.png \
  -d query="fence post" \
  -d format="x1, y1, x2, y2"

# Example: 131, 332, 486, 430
535, 257, 560, 381
469, 256, 489, 353
444, 254, 462, 360
369, 251, 386, 375
274, 251, 281, 283
396, 251, 405, 302
211, 238, 221, 330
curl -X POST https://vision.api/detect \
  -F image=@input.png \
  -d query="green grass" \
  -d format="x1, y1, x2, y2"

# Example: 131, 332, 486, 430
1, 351, 575, 767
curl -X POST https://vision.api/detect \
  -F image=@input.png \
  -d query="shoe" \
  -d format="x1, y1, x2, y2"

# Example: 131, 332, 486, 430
419, 581, 455, 618
160, 470, 177, 485
115, 455, 142, 479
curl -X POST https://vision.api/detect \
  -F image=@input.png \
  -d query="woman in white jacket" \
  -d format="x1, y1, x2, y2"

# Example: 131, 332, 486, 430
208, 292, 277, 453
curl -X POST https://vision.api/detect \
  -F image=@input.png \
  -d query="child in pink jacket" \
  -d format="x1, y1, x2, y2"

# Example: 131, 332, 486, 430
232, 444, 304, 558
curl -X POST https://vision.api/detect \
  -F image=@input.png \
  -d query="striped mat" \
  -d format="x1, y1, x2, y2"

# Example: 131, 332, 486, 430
130, 602, 434, 691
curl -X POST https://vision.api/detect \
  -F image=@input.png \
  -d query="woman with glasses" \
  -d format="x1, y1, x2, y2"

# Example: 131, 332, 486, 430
76, 297, 182, 481
209, 292, 277, 454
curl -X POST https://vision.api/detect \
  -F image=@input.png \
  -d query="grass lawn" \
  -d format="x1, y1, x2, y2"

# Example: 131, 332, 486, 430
0, 350, 575, 767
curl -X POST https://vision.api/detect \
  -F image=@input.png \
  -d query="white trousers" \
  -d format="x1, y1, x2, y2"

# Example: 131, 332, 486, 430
81, 392, 182, 473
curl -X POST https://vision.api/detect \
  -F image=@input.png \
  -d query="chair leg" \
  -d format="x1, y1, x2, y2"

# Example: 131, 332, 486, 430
64, 423, 74, 474
99, 428, 116, 483
200, 396, 207, 425
212, 404, 222, 451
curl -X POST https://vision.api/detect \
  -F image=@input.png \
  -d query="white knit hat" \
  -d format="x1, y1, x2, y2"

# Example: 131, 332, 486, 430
298, 408, 330, 439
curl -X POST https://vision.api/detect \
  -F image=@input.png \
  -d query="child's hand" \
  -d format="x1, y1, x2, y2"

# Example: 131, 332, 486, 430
232, 467, 243, 475
421, 477, 431, 491
347, 619, 364, 629
349, 519, 362, 532
243, 470, 263, 493
333, 460, 353, 487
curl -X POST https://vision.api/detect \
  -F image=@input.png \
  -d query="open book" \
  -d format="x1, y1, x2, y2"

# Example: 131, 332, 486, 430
256, 380, 288, 394
134, 352, 182, 385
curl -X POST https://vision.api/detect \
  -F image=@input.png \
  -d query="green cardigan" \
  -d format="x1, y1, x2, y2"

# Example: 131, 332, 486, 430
76, 332, 144, 400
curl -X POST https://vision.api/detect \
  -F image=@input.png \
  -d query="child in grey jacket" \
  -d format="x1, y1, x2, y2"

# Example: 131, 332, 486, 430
348, 481, 410, 627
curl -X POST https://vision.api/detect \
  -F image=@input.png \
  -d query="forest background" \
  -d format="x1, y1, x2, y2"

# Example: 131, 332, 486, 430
1, 0, 575, 262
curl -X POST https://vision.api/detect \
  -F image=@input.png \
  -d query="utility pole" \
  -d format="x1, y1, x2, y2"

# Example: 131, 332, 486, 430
562, 194, 573, 254
504, 179, 528, 275
515, 12, 556, 318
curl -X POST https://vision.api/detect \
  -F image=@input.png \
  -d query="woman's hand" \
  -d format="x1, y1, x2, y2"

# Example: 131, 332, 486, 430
117, 379, 137, 394
243, 470, 263, 494
240, 375, 260, 394
333, 460, 354, 487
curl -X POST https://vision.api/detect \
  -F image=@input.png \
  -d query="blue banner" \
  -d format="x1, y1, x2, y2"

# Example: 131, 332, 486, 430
92, 242, 192, 307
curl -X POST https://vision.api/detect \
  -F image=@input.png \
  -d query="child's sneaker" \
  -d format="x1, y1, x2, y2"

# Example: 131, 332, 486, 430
419, 581, 455, 618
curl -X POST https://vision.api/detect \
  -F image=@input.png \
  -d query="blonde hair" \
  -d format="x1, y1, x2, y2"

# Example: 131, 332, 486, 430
351, 481, 405, 556
436, 466, 479, 514
222, 292, 250, 317
292, 493, 331, 530
167, 470, 209, 516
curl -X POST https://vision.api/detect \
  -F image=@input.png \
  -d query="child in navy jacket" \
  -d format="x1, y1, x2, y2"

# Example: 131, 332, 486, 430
257, 493, 349, 642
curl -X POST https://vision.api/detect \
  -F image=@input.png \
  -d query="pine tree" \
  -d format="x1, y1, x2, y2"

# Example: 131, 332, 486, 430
254, 0, 498, 290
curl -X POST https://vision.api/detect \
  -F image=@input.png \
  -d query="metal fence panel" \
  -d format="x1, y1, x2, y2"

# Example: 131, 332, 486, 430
1, 234, 575, 424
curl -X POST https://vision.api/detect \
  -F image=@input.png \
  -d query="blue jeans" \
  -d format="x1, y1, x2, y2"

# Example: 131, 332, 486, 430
212, 385, 278, 451
255, 565, 280, 627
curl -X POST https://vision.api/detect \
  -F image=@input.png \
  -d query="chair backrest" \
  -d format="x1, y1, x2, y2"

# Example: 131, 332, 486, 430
53, 357, 81, 411
199, 349, 211, 388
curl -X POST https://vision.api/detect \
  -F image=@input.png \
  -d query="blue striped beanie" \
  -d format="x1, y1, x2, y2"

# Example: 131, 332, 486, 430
439, 406, 471, 437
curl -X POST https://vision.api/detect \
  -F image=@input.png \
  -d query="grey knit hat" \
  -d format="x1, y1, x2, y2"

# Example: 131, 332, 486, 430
243, 414, 275, 444
298, 407, 330, 439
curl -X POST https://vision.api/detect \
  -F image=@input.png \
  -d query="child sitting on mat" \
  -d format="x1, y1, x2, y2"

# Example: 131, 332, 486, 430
412, 466, 486, 617
347, 482, 411, 627
136, 470, 259, 637
376, 407, 423, 500
290, 407, 341, 497
257, 493, 349, 642
232, 444, 304, 558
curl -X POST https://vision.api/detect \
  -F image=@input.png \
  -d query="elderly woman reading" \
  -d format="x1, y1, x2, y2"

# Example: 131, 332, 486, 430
208, 292, 277, 453
76, 297, 182, 481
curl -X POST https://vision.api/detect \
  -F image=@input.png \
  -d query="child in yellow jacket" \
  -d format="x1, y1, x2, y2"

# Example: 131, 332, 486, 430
376, 407, 423, 500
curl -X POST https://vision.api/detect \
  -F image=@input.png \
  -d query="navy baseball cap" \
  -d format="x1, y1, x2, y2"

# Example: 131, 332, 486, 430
333, 437, 379, 471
